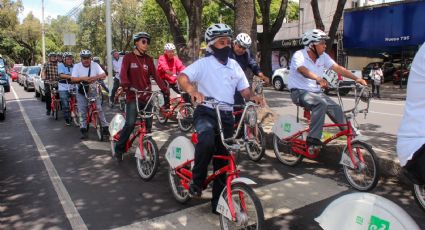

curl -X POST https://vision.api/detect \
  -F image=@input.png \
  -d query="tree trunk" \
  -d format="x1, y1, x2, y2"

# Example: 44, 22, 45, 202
234, 0, 254, 36
326, 0, 346, 53
310, 0, 325, 31
185, 1, 203, 64
259, 33, 273, 78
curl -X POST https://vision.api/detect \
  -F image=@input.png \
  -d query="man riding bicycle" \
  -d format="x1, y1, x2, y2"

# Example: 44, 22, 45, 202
177, 23, 262, 214
288, 29, 367, 152
157, 43, 185, 95
109, 49, 123, 107
58, 52, 75, 126
70, 50, 109, 139
41, 52, 60, 116
114, 32, 170, 162
397, 43, 425, 185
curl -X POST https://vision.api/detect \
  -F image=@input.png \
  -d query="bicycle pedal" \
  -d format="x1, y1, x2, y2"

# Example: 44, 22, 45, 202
308, 146, 322, 155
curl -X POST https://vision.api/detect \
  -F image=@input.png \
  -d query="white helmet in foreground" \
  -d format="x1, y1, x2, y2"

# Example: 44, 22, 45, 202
301, 29, 329, 47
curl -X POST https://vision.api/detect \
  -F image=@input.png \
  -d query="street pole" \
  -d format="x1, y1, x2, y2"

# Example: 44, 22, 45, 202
41, 0, 46, 63
105, 0, 113, 94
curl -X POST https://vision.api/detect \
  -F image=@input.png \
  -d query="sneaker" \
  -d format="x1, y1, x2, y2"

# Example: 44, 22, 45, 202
306, 137, 323, 155
65, 119, 71, 126
46, 110, 51, 116
188, 182, 202, 198
80, 128, 88, 140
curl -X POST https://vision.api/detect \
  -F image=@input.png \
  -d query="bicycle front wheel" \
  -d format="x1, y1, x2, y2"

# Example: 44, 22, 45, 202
54, 101, 59, 120
72, 106, 80, 126
177, 105, 194, 132
245, 125, 266, 162
343, 141, 380, 191
219, 183, 265, 230
136, 137, 159, 181
168, 167, 190, 203
273, 134, 303, 166
413, 184, 425, 212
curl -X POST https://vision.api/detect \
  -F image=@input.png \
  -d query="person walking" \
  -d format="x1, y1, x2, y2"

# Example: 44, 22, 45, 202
370, 63, 383, 98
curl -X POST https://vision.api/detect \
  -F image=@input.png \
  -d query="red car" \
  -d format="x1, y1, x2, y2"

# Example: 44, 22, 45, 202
10, 65, 23, 82
392, 63, 411, 85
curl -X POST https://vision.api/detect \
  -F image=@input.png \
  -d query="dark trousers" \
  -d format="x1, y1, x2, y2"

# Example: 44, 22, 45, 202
404, 144, 425, 185
44, 82, 52, 111
192, 105, 234, 208
115, 100, 152, 153
169, 83, 181, 95
110, 78, 120, 102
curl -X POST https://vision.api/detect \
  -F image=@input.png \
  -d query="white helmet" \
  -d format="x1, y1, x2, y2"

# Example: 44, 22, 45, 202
301, 29, 329, 46
235, 33, 252, 48
164, 43, 176, 51
79, 50, 92, 58
205, 23, 233, 44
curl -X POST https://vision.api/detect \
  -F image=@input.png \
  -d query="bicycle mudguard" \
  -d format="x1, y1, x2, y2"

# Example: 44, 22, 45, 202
109, 114, 125, 137
217, 194, 233, 221
165, 136, 195, 169
272, 115, 304, 139
231, 177, 257, 185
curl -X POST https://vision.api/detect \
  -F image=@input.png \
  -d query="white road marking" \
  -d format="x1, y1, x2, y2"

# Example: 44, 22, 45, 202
112, 173, 348, 230
11, 86, 87, 230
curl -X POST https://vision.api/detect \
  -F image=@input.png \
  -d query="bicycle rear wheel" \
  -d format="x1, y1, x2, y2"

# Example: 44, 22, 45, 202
413, 184, 425, 212
219, 183, 265, 230
72, 106, 80, 126
273, 134, 304, 166
95, 113, 103, 141
245, 125, 266, 162
177, 105, 194, 132
136, 137, 159, 181
54, 101, 59, 120
168, 167, 190, 203
343, 141, 380, 191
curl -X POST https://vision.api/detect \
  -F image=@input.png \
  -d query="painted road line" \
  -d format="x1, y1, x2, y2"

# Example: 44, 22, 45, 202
112, 173, 348, 230
11, 85, 88, 230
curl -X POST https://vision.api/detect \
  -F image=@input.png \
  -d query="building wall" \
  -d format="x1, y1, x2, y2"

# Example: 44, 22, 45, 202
347, 56, 383, 70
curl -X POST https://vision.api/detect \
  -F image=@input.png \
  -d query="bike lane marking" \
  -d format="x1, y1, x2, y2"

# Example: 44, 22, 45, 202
112, 173, 348, 230
11, 85, 88, 230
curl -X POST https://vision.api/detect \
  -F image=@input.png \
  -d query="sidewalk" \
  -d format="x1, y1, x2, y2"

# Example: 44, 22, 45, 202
260, 83, 409, 185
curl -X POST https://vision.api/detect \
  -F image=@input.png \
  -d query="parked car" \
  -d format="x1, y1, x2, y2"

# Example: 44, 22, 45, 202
392, 63, 411, 85
10, 64, 23, 82
362, 62, 397, 82
34, 70, 45, 101
0, 85, 5, 120
18, 66, 28, 86
23, 66, 41, 91
322, 69, 355, 96
272, 67, 290, 91
0, 71, 10, 92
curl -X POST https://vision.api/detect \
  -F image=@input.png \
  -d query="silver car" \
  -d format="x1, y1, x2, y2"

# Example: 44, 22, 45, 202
34, 68, 45, 101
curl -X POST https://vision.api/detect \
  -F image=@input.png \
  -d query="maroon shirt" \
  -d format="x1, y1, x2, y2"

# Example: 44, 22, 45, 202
120, 52, 169, 103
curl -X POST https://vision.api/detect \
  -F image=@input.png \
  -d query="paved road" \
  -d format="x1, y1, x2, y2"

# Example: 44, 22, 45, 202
1, 82, 424, 230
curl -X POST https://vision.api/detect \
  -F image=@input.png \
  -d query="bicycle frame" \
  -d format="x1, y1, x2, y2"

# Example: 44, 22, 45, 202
49, 83, 59, 111
81, 82, 102, 129
158, 96, 188, 118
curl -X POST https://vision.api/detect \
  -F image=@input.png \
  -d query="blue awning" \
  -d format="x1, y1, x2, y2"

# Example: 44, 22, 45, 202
343, 1, 425, 51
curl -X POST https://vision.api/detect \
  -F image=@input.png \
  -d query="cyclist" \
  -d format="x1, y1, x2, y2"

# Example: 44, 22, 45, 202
41, 52, 59, 116
70, 50, 109, 139
288, 29, 367, 152
177, 23, 262, 214
56, 52, 63, 64
397, 43, 425, 185
109, 49, 123, 107
157, 43, 185, 94
114, 32, 170, 162
92, 56, 110, 93
58, 52, 75, 126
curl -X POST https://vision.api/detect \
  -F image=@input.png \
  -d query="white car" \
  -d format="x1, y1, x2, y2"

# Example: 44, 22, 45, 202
34, 71, 45, 101
272, 67, 290, 91
322, 69, 356, 96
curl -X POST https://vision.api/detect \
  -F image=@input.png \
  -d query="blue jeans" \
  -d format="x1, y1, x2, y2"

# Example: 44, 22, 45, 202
115, 100, 152, 153
192, 105, 234, 208
76, 92, 108, 129
59, 91, 70, 122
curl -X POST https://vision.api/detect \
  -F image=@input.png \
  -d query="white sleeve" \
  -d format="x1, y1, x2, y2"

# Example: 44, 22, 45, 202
323, 53, 336, 69
235, 64, 249, 91
292, 51, 305, 70
71, 64, 79, 78
92, 62, 104, 75
182, 59, 202, 82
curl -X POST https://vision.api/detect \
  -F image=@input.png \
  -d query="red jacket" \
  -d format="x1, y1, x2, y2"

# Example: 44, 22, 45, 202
120, 52, 169, 103
156, 54, 185, 84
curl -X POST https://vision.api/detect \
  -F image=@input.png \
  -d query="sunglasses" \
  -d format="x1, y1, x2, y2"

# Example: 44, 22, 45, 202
138, 39, 149, 45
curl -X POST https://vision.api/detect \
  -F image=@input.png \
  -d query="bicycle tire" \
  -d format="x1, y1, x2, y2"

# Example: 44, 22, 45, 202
95, 113, 103, 141
156, 109, 168, 124
273, 134, 304, 166
245, 125, 266, 162
119, 98, 125, 111
219, 183, 265, 230
413, 184, 425, 212
168, 166, 191, 203
72, 106, 80, 126
343, 141, 380, 191
177, 105, 194, 132
136, 137, 159, 181
54, 101, 59, 120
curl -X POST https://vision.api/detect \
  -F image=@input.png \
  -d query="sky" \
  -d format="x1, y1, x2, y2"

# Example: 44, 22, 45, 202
19, 0, 83, 22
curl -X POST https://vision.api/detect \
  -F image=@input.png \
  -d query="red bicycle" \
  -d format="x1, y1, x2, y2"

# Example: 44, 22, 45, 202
49, 82, 60, 120
109, 88, 159, 181
64, 83, 80, 126
153, 93, 194, 132
272, 84, 380, 191
166, 97, 264, 229
80, 82, 106, 141
113, 86, 126, 111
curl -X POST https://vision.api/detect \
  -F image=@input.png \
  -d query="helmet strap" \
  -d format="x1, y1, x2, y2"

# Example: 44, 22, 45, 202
312, 45, 320, 59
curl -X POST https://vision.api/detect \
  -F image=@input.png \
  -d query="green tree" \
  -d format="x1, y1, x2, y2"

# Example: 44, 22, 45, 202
12, 12, 42, 65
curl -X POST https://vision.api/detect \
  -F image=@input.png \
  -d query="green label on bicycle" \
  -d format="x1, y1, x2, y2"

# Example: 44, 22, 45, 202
368, 215, 390, 230
283, 123, 291, 133
174, 147, 182, 160
355, 216, 364, 225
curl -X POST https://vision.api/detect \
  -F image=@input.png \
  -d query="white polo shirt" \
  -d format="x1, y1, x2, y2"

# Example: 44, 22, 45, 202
288, 47, 336, 92
397, 43, 425, 166
182, 55, 249, 111
71, 61, 105, 93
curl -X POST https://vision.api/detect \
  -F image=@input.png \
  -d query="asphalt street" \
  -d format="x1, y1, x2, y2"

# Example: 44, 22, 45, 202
1, 81, 424, 230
